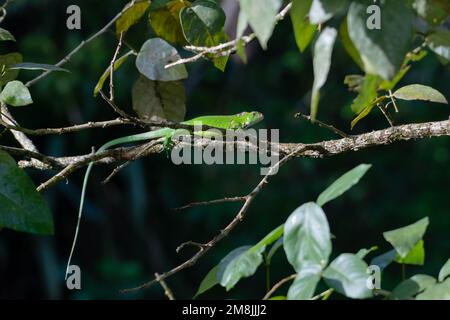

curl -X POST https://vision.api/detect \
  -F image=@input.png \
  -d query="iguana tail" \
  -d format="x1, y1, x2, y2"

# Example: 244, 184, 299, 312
65, 128, 174, 279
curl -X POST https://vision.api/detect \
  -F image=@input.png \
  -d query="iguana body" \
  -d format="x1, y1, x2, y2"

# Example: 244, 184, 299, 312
65, 111, 264, 278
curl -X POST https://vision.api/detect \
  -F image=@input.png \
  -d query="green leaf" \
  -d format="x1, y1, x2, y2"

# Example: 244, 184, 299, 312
356, 246, 378, 259
395, 240, 425, 266
290, 0, 316, 52
136, 38, 188, 81
0, 28, 15, 41
393, 84, 448, 104
317, 164, 372, 207
194, 265, 219, 298
180, 0, 229, 71
344, 74, 364, 92
427, 30, 450, 62
267, 237, 283, 263
311, 27, 337, 120
181, 0, 225, 37
309, 0, 348, 24
350, 74, 381, 114
116, 0, 151, 36
438, 258, 450, 282
220, 246, 265, 291
416, 278, 450, 300
239, 0, 282, 49
218, 226, 283, 291
149, 0, 189, 44
379, 65, 411, 92
0, 81, 33, 107
383, 217, 429, 259
370, 249, 396, 270
93, 51, 134, 97
347, 0, 413, 80
269, 296, 286, 300
350, 103, 377, 129
413, 0, 450, 25
251, 225, 284, 253
11, 63, 69, 73
0, 53, 23, 87
339, 20, 364, 70
390, 274, 436, 300
323, 253, 373, 299
0, 151, 53, 235
132, 75, 186, 122
287, 267, 322, 300
283, 202, 332, 272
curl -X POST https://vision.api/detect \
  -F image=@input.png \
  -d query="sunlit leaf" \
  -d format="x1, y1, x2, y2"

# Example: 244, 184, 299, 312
350, 74, 381, 114
347, 0, 413, 80
323, 253, 373, 299
290, 0, 316, 52
438, 258, 450, 282
94, 51, 134, 97
395, 240, 425, 266
194, 265, 219, 298
0, 80, 33, 106
284, 202, 331, 272
309, 0, 348, 24
317, 164, 372, 207
136, 38, 188, 81
0, 28, 15, 41
0, 53, 22, 87
393, 84, 448, 104
116, 0, 151, 36
390, 274, 436, 300
311, 27, 337, 120
383, 217, 429, 259
149, 0, 190, 44
339, 20, 363, 70
416, 278, 450, 300
287, 267, 321, 300
239, 0, 282, 49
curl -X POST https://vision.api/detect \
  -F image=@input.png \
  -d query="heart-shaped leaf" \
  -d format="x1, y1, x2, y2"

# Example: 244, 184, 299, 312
0, 80, 33, 107
136, 38, 188, 81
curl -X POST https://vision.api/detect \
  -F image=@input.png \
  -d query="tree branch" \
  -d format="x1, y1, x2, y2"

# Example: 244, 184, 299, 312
119, 119, 449, 293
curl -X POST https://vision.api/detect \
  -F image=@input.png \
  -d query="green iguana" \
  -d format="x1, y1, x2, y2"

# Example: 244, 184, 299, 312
65, 111, 264, 278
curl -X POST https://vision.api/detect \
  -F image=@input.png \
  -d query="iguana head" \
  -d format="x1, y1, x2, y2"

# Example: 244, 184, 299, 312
237, 111, 264, 128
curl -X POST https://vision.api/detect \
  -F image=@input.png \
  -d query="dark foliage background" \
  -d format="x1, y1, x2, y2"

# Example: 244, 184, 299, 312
0, 0, 448, 299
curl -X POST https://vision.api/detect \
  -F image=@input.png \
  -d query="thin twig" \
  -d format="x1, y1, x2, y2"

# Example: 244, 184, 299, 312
0, 117, 134, 135
295, 112, 350, 138
26, 0, 137, 87
120, 144, 326, 293
262, 274, 296, 300
109, 32, 124, 101
174, 196, 248, 211
154, 273, 175, 300
311, 288, 334, 300
164, 3, 292, 69
377, 104, 395, 127
101, 139, 162, 184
